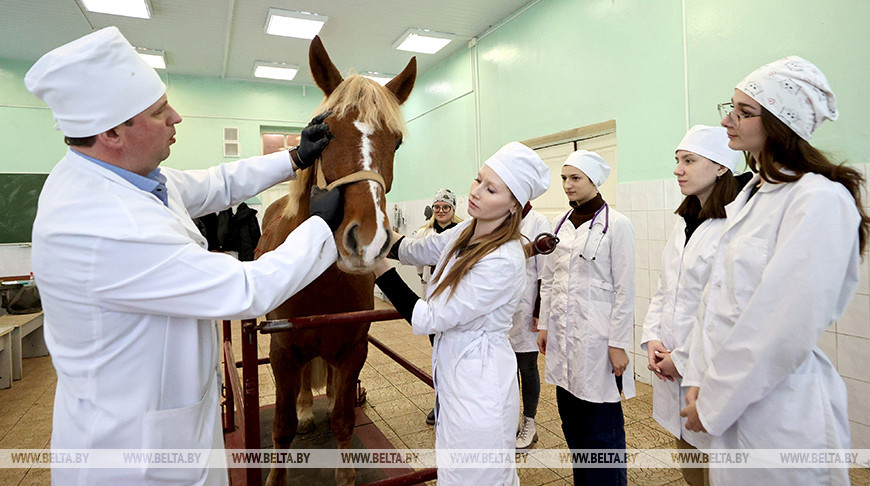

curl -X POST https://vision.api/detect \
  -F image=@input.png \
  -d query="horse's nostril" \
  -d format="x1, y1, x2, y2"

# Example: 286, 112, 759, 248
344, 224, 359, 254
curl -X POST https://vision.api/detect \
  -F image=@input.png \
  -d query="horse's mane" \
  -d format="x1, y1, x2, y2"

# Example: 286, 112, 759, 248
283, 75, 407, 220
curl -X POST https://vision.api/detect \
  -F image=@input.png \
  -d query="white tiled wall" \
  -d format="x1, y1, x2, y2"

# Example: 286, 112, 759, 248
615, 163, 870, 448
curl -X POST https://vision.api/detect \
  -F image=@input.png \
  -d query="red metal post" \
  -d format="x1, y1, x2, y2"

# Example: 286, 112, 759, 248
241, 318, 261, 486
368, 335, 433, 389
258, 309, 401, 333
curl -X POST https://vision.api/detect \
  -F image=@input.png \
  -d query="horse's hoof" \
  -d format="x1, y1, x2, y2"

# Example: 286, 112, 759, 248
297, 418, 315, 435
356, 386, 367, 406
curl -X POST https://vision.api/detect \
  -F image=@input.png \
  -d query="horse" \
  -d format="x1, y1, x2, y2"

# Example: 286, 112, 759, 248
255, 36, 416, 486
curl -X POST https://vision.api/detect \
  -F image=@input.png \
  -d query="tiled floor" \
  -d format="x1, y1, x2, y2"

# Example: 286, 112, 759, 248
2, 300, 869, 485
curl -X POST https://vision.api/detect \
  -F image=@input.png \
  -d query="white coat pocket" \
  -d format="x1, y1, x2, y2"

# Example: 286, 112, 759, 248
141, 390, 215, 483
586, 278, 615, 337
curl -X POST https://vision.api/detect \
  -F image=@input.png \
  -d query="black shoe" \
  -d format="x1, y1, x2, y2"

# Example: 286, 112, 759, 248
426, 408, 435, 425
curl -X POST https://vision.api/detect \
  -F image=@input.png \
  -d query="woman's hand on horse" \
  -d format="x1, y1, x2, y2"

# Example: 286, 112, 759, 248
294, 110, 334, 169
309, 186, 344, 231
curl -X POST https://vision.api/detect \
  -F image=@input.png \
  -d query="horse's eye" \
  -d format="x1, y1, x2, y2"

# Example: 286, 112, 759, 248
395, 138, 403, 151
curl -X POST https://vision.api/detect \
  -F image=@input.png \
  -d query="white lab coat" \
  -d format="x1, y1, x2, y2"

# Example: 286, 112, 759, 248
539, 205, 636, 403
33, 149, 337, 486
508, 209, 551, 353
641, 217, 724, 448
398, 219, 522, 486
412, 224, 437, 294
683, 172, 857, 486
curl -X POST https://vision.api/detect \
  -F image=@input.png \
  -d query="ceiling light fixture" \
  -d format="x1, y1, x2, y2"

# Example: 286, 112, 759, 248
361, 71, 396, 86
253, 61, 299, 81
80, 0, 152, 19
392, 28, 455, 54
136, 48, 165, 70
265, 8, 328, 40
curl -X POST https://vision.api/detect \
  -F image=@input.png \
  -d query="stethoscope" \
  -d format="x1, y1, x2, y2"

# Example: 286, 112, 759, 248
553, 202, 609, 261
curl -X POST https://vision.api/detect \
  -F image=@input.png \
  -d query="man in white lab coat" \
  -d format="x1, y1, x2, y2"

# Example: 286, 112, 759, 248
25, 27, 342, 485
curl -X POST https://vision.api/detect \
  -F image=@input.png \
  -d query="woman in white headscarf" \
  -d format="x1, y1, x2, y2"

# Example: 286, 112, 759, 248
680, 56, 869, 486
641, 125, 742, 486
373, 142, 550, 486
537, 150, 635, 486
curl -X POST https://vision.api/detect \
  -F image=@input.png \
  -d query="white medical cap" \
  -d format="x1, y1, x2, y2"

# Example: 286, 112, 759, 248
676, 125, 741, 173
25, 26, 166, 138
483, 142, 550, 206
433, 188, 456, 208
563, 150, 610, 187
736, 56, 837, 141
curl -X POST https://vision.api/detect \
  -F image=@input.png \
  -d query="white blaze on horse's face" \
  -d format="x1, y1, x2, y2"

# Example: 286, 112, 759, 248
352, 120, 390, 267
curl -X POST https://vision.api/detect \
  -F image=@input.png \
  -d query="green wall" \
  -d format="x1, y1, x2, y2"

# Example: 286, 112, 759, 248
2, 0, 868, 199
0, 58, 324, 173
390, 0, 870, 200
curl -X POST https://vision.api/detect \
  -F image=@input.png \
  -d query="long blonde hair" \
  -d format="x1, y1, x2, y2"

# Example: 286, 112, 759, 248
428, 207, 523, 300
420, 213, 463, 231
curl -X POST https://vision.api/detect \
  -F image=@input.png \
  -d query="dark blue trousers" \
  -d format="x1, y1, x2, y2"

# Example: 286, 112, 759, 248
556, 386, 627, 486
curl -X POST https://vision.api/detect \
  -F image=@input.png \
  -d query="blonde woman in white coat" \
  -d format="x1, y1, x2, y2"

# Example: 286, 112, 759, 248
680, 56, 870, 486
538, 150, 635, 486
26, 28, 340, 486
510, 203, 551, 450
373, 142, 550, 486
641, 125, 742, 486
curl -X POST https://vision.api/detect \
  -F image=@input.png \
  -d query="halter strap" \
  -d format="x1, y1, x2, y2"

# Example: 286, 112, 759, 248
325, 170, 386, 191
315, 161, 386, 191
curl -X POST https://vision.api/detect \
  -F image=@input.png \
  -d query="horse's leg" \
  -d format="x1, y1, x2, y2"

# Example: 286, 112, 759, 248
296, 361, 315, 435
326, 363, 335, 415
265, 343, 302, 486
330, 340, 368, 486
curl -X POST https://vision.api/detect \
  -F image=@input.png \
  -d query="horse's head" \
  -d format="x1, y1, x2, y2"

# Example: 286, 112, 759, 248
306, 36, 416, 273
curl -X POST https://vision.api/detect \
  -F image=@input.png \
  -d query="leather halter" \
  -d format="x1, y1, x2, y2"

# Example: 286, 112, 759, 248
315, 161, 386, 191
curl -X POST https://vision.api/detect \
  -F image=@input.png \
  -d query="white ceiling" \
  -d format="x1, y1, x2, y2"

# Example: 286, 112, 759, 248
0, 0, 533, 86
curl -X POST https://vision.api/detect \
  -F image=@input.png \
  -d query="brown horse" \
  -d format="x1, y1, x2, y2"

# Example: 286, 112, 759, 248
256, 36, 415, 486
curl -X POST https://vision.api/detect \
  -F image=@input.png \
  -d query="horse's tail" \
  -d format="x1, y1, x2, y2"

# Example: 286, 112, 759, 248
309, 356, 328, 393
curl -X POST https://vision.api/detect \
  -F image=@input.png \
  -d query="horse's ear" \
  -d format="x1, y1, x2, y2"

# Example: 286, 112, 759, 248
309, 35, 343, 96
384, 57, 416, 105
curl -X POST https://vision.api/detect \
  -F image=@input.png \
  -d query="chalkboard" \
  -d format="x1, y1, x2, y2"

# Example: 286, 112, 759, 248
0, 174, 48, 244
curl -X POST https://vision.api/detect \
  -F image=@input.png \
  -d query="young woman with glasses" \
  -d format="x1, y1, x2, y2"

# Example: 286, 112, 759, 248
680, 56, 869, 486
537, 150, 636, 486
641, 125, 742, 486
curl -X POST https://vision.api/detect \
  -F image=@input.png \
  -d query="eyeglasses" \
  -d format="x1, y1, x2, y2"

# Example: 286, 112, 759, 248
718, 102, 760, 126
432, 205, 453, 212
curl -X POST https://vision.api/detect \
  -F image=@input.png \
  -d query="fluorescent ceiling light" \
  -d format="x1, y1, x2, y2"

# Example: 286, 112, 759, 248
392, 28, 454, 54
254, 61, 299, 81
80, 0, 151, 19
136, 48, 165, 70
361, 72, 396, 86
265, 8, 328, 39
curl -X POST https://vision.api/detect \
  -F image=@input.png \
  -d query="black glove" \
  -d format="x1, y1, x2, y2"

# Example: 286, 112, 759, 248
293, 110, 333, 169
309, 186, 343, 232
